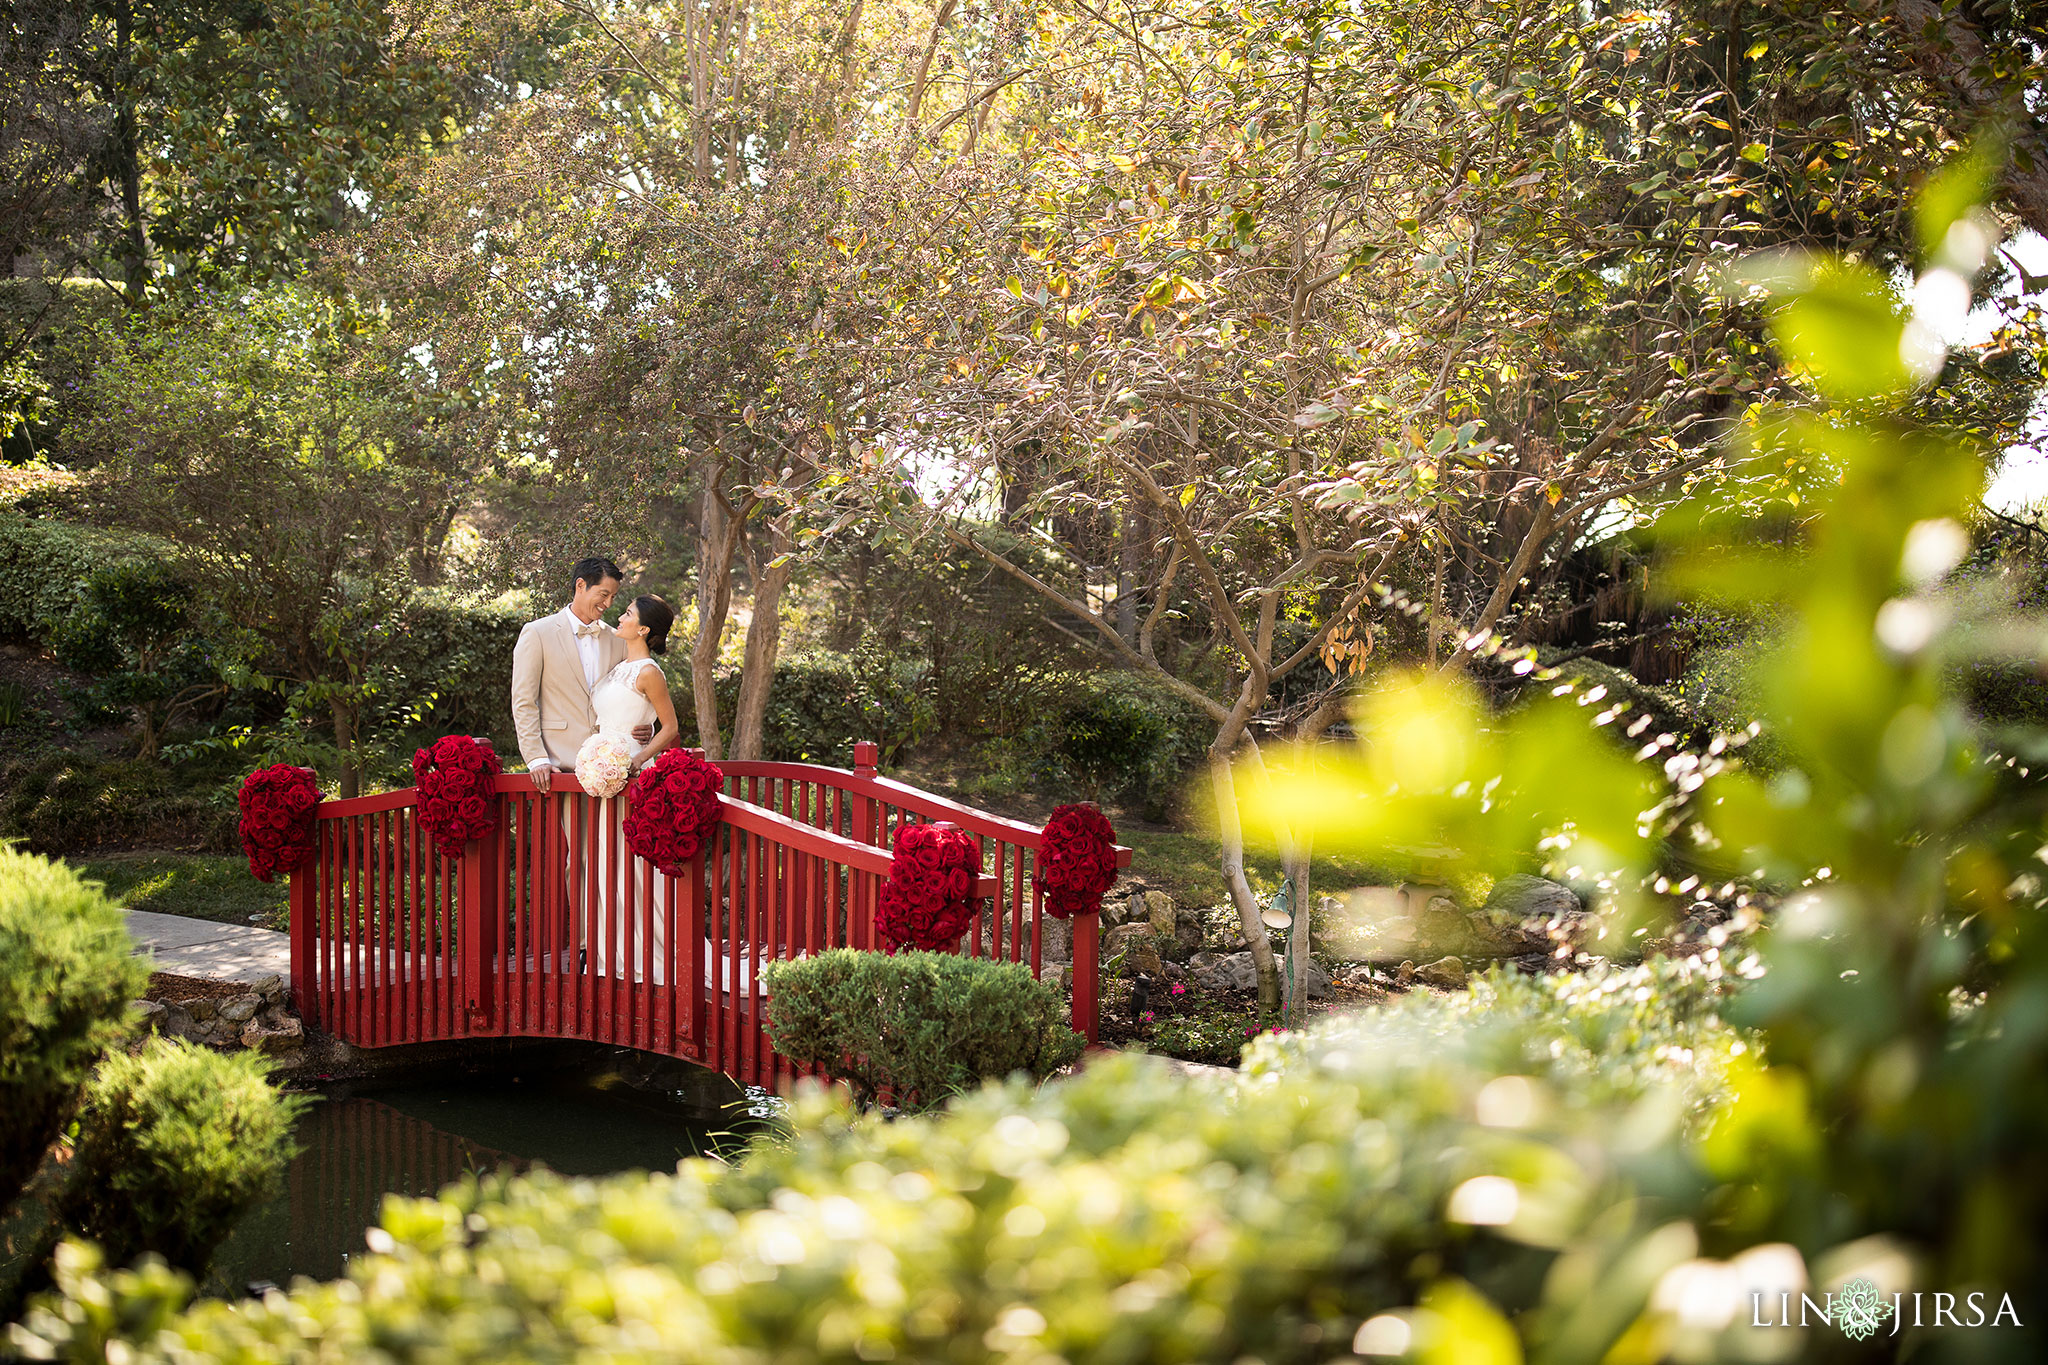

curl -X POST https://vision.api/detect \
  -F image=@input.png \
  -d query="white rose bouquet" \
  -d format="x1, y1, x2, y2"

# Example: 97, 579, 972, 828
574, 733, 635, 798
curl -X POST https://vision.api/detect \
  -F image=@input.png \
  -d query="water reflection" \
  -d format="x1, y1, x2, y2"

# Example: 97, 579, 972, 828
204, 1059, 753, 1295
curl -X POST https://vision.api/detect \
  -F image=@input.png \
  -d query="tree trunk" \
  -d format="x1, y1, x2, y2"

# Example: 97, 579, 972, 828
729, 521, 793, 759
332, 700, 359, 799
692, 491, 741, 759
1116, 502, 1139, 643
112, 0, 149, 298
1209, 729, 1281, 1015
1283, 838, 1312, 1028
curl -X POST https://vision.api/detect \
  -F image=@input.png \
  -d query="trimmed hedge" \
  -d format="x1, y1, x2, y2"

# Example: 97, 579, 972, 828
0, 847, 147, 1217
53, 1039, 306, 1278
6, 960, 1737, 1362
764, 949, 1085, 1109
0, 513, 171, 643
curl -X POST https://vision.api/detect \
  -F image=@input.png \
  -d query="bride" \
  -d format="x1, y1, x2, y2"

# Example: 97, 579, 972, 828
582, 595, 681, 979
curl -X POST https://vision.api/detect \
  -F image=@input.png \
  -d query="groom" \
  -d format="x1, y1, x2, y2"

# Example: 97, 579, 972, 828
510, 555, 652, 792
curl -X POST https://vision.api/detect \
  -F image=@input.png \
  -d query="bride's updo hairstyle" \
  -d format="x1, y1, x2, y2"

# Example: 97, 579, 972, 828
635, 595, 675, 654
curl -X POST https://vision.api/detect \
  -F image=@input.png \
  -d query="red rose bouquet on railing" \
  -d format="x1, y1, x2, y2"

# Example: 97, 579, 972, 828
875, 821, 980, 952
237, 764, 322, 882
1038, 802, 1119, 919
624, 749, 725, 875
412, 735, 503, 858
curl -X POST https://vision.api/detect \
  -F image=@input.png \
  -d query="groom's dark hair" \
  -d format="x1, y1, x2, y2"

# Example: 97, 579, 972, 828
570, 556, 624, 596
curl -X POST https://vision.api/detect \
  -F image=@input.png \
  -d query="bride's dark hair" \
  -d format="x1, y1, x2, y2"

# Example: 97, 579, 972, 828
635, 595, 675, 655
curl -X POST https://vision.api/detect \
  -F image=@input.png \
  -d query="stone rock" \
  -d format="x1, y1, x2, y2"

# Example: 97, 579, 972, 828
1039, 915, 1072, 964
131, 1000, 167, 1032
1143, 891, 1177, 939
1417, 955, 1467, 990
1166, 917, 1203, 963
187, 997, 217, 1021
251, 974, 285, 1002
1190, 950, 1261, 994
1283, 958, 1335, 1000
242, 1015, 304, 1054
1465, 911, 1546, 958
1102, 922, 1163, 976
1395, 960, 1416, 986
160, 1002, 196, 1040
1483, 874, 1582, 922
1418, 897, 1472, 956
219, 993, 262, 1023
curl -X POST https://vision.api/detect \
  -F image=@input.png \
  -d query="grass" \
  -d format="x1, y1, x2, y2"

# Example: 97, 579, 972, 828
68, 852, 289, 931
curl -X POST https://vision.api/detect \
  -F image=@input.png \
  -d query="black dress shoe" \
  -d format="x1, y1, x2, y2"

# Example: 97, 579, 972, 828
577, 948, 587, 972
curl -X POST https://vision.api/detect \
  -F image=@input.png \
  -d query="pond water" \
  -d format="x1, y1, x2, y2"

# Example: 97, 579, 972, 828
4, 1044, 769, 1303
206, 1050, 766, 1295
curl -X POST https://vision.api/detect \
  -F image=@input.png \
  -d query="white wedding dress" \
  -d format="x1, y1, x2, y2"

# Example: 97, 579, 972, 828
585, 660, 665, 982
582, 661, 773, 994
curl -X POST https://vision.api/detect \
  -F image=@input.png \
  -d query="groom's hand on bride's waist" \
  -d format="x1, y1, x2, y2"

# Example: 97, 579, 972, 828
633, 722, 654, 745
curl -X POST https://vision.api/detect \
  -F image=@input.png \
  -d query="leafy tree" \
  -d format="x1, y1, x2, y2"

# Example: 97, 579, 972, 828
836, 0, 2048, 1009
64, 285, 461, 795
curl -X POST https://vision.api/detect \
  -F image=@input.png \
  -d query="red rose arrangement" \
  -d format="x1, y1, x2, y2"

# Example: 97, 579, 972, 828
875, 821, 980, 952
237, 764, 322, 882
623, 749, 726, 875
1037, 802, 1119, 919
412, 734, 503, 858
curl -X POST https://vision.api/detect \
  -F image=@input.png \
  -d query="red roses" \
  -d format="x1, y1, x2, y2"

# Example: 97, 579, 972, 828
875, 821, 980, 952
413, 735, 504, 857
237, 765, 322, 882
1038, 802, 1119, 919
623, 750, 726, 875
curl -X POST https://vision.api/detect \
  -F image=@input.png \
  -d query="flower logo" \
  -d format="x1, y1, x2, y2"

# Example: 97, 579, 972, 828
1833, 1277, 1894, 1341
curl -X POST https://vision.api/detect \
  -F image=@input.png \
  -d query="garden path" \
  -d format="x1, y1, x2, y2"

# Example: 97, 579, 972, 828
123, 909, 290, 986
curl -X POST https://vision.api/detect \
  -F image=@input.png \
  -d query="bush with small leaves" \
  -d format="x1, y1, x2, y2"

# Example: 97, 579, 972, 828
0, 847, 146, 1217
5, 985, 1738, 1364
53, 1038, 306, 1277
764, 949, 1085, 1110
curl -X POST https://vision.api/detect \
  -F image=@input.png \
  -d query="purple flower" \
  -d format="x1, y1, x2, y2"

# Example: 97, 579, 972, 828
1169, 983, 1186, 996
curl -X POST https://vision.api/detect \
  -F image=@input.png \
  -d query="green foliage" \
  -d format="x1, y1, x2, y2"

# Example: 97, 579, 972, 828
376, 589, 531, 745
0, 847, 145, 1218
7, 978, 1733, 1364
763, 949, 1085, 1110
754, 644, 933, 766
53, 1038, 306, 1277
0, 514, 167, 644
0, 750, 234, 856
1055, 672, 1210, 820
43, 560, 214, 756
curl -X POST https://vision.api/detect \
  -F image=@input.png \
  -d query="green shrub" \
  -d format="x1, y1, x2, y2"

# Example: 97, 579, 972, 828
764, 949, 1085, 1109
53, 1038, 306, 1277
6, 979, 1738, 1364
0, 514, 168, 644
1055, 671, 1210, 819
0, 847, 147, 1217
379, 589, 530, 745
0, 750, 234, 856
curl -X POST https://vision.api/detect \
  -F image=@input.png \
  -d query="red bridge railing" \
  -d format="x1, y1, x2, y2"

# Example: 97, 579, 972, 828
287, 745, 1128, 1090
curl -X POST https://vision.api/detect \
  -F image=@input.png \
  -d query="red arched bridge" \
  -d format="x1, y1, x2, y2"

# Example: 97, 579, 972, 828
288, 743, 1128, 1089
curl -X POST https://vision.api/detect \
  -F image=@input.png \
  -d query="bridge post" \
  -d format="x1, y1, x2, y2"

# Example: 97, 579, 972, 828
287, 857, 315, 1026
1070, 910, 1101, 1041
852, 740, 879, 846
461, 818, 502, 1030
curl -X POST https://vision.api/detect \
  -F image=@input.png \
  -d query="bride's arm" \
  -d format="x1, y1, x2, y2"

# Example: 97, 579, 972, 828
634, 665, 682, 769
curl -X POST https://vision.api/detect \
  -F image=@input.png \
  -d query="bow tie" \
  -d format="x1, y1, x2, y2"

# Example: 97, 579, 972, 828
574, 621, 605, 638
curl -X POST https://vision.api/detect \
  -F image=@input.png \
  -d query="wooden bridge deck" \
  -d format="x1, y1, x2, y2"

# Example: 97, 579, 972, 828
289, 744, 1122, 1090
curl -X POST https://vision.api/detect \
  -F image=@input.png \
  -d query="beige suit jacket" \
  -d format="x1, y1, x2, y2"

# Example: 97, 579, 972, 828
510, 611, 625, 771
